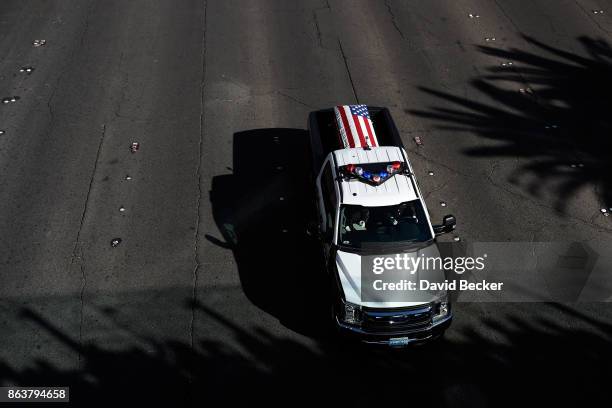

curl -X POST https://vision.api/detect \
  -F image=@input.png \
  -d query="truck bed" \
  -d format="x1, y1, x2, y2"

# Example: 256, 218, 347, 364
308, 107, 405, 172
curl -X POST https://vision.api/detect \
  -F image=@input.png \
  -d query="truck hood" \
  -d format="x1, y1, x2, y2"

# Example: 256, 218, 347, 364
335, 244, 446, 308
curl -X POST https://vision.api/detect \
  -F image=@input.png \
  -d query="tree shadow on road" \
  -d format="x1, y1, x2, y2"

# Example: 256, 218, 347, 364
411, 35, 612, 212
1, 300, 611, 406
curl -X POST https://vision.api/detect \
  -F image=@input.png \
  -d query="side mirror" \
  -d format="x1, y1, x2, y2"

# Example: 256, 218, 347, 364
433, 214, 456, 236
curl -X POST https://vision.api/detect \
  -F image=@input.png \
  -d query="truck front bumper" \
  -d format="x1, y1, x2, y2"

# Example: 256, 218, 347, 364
335, 313, 453, 346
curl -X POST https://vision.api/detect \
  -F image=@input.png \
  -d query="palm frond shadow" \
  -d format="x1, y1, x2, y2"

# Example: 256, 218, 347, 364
1, 300, 611, 406
411, 35, 612, 212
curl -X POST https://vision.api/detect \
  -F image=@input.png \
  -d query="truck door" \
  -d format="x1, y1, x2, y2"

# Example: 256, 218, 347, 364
315, 157, 338, 262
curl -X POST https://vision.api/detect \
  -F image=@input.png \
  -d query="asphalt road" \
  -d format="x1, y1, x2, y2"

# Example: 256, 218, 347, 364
1, 0, 612, 406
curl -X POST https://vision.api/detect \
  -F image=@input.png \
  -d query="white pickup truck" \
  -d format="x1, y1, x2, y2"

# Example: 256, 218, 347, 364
308, 105, 456, 346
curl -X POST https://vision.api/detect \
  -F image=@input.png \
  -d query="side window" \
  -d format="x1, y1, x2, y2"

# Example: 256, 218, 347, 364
320, 163, 337, 236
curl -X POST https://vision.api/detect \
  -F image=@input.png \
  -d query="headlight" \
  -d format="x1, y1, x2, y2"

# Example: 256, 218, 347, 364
342, 301, 362, 325
433, 294, 450, 323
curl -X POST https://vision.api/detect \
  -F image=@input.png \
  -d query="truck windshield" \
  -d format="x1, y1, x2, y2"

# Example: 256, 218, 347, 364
338, 200, 433, 249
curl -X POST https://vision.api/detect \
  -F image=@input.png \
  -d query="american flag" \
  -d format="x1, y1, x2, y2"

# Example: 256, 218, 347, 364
334, 104, 379, 148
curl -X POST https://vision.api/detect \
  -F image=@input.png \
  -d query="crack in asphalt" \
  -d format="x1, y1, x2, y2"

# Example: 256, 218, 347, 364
530, 223, 546, 243
338, 39, 359, 104
190, 0, 208, 370
312, 11, 324, 48
573, 0, 611, 35
322, 0, 362, 103
493, 0, 521, 34
424, 181, 448, 200
70, 123, 106, 368
384, 0, 405, 39
112, 51, 130, 120
277, 90, 315, 109
77, 261, 87, 368
45, 0, 95, 140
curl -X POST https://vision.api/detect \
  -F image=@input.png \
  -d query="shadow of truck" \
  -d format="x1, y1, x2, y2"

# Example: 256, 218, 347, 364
209, 128, 330, 338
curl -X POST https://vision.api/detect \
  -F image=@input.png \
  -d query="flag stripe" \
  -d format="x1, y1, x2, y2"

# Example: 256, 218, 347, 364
337, 105, 355, 148
359, 116, 372, 146
342, 106, 361, 147
353, 113, 368, 147
334, 107, 348, 147
363, 117, 378, 147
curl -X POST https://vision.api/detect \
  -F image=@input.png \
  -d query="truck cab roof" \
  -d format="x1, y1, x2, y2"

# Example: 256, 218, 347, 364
333, 146, 419, 207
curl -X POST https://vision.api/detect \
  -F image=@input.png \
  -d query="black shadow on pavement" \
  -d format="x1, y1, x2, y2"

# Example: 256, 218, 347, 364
208, 128, 330, 338
2, 301, 612, 406
411, 35, 612, 212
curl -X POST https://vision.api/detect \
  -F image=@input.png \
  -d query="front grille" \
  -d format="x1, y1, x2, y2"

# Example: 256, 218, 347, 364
361, 304, 433, 334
